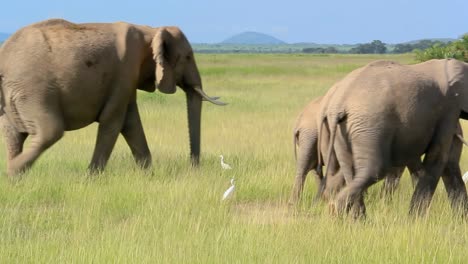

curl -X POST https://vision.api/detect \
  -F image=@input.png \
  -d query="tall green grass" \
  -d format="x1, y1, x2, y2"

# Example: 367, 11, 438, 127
0, 54, 467, 263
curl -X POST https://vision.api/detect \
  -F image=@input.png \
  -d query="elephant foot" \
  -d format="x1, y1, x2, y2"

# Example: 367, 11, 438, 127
135, 155, 152, 170
329, 194, 366, 219
87, 165, 105, 176
350, 199, 367, 220
6, 168, 26, 183
7, 161, 29, 179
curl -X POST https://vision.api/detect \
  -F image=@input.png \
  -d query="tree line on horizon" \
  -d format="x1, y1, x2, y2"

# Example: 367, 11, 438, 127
299, 36, 468, 62
192, 35, 467, 60
1, 35, 466, 62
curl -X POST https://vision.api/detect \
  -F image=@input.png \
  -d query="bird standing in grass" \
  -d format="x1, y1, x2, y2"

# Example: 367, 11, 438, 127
222, 178, 235, 200
220, 155, 232, 170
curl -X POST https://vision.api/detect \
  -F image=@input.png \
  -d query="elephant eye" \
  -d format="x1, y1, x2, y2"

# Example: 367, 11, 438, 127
186, 55, 191, 60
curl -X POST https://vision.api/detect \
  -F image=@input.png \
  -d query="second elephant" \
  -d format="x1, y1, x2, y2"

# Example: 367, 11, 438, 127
289, 95, 466, 207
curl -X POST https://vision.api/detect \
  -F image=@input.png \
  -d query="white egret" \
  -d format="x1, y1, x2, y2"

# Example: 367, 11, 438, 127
463, 171, 468, 184
219, 155, 232, 170
222, 178, 235, 200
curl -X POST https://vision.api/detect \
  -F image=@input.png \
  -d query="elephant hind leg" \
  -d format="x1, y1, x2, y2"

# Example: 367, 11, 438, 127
289, 131, 317, 205
332, 174, 376, 219
0, 115, 27, 161
332, 143, 384, 218
7, 108, 64, 177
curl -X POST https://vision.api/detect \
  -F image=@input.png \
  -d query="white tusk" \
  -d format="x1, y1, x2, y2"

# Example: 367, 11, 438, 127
456, 134, 468, 147
202, 96, 221, 101
194, 87, 228, 106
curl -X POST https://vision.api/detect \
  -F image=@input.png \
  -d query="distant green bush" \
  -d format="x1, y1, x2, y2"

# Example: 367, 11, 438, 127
349, 40, 387, 54
415, 35, 468, 62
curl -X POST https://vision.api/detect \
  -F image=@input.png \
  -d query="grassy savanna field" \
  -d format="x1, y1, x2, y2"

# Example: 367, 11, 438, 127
1, 53, 468, 263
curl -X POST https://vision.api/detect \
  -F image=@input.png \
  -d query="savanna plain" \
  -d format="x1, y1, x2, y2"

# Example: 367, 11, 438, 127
1, 53, 468, 263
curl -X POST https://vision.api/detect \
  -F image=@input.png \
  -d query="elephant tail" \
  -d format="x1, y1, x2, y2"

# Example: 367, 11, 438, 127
316, 118, 325, 179
323, 112, 346, 180
293, 129, 299, 161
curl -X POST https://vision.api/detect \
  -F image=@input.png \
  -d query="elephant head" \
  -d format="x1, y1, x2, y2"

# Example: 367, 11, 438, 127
140, 26, 226, 165
411, 59, 468, 118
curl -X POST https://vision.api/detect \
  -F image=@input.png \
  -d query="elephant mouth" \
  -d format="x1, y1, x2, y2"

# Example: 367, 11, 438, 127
193, 86, 227, 105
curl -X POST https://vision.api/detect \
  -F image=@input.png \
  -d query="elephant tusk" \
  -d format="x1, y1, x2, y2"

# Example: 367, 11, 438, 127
456, 134, 468, 147
194, 87, 228, 106
202, 96, 221, 101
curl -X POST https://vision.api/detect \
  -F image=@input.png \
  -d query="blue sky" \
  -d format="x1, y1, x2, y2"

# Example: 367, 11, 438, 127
1, 0, 467, 44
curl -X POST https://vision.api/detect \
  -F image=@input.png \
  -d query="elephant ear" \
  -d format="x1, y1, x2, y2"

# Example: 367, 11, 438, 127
447, 60, 468, 113
151, 28, 176, 94
459, 62, 468, 114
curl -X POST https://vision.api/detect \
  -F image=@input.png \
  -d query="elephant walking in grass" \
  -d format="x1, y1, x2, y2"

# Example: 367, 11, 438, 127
318, 59, 468, 217
288, 95, 463, 205
0, 19, 226, 176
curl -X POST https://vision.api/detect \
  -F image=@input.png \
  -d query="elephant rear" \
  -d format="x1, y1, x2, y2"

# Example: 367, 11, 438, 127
0, 20, 124, 131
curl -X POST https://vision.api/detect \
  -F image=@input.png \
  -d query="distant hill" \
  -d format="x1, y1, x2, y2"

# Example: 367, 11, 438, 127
221, 32, 286, 45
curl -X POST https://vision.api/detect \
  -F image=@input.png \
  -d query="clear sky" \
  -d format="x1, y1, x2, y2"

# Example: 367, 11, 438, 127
1, 0, 467, 44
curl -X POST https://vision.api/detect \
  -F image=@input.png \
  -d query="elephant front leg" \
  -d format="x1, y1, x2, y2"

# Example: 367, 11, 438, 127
88, 100, 129, 173
121, 102, 152, 169
409, 133, 452, 216
440, 164, 468, 217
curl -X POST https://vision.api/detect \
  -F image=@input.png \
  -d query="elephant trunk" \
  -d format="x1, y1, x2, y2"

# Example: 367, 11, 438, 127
186, 89, 202, 166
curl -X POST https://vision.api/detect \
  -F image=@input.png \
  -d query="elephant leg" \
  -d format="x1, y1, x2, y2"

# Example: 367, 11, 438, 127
332, 136, 384, 218
381, 167, 404, 199
409, 125, 453, 216
322, 169, 345, 201
121, 102, 152, 169
6, 105, 64, 176
333, 175, 375, 219
409, 165, 444, 216
88, 96, 129, 173
441, 163, 468, 216
439, 133, 468, 216
316, 144, 342, 202
289, 130, 317, 205
350, 193, 366, 219
0, 115, 27, 161
407, 161, 423, 189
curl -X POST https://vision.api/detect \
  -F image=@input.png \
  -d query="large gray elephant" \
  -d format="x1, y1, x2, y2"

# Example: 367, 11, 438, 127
0, 19, 226, 176
288, 95, 464, 206
318, 59, 468, 217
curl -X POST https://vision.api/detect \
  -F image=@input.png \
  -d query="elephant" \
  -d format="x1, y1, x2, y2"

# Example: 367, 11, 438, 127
318, 59, 468, 217
0, 19, 226, 176
288, 95, 465, 206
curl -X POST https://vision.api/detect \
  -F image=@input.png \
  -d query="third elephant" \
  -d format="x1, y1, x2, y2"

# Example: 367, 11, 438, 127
318, 59, 468, 218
